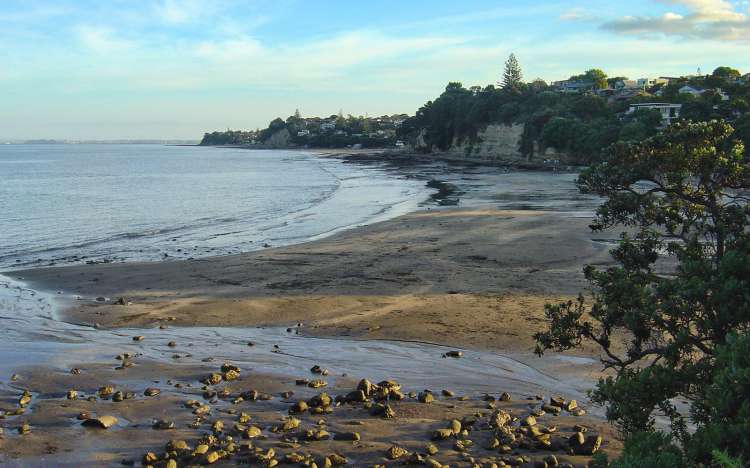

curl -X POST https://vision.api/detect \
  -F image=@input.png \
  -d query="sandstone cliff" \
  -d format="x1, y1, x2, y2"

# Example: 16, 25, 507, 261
415, 123, 575, 166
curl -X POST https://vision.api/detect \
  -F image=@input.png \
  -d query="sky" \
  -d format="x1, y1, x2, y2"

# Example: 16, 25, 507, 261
2, 0, 750, 140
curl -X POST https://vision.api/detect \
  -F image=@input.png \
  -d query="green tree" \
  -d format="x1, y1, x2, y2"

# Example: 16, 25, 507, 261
535, 120, 750, 462
501, 53, 523, 92
584, 69, 608, 90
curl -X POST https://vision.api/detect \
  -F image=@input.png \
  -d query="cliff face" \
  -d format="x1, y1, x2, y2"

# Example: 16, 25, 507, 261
415, 123, 575, 166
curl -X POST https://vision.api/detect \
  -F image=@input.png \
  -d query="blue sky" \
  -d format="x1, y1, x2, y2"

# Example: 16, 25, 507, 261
2, 0, 750, 140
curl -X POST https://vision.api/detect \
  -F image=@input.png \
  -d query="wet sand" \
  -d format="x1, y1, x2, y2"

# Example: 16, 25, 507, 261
14, 209, 615, 353
1, 208, 623, 466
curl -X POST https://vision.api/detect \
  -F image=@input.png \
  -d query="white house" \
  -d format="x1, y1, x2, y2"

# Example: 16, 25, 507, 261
297, 129, 310, 137
627, 103, 682, 126
679, 85, 705, 96
637, 78, 670, 88
320, 122, 336, 131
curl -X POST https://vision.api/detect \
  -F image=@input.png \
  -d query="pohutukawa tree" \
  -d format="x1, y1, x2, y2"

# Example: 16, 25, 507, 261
501, 53, 523, 93
534, 120, 750, 464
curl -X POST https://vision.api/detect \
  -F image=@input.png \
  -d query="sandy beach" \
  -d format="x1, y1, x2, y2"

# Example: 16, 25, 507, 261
0, 205, 625, 467
15, 209, 615, 354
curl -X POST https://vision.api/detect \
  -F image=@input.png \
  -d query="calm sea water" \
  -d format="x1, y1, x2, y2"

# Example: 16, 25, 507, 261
0, 145, 431, 270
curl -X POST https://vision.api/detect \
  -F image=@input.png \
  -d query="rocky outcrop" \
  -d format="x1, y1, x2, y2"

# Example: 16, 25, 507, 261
414, 123, 575, 166
265, 128, 291, 148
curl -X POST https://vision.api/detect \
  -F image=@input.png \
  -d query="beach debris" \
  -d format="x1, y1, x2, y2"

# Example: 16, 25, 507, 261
70, 368, 81, 375
82, 415, 118, 429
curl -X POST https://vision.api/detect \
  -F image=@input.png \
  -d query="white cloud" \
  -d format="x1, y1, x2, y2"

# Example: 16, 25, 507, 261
602, 0, 750, 41
560, 7, 592, 21
156, 0, 207, 24
74, 26, 134, 53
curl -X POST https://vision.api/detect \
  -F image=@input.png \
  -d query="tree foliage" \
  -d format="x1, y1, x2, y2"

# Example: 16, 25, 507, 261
501, 53, 523, 92
534, 120, 750, 463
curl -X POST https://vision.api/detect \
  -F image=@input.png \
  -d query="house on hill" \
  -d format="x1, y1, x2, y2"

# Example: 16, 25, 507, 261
552, 80, 595, 93
679, 85, 705, 96
627, 103, 682, 126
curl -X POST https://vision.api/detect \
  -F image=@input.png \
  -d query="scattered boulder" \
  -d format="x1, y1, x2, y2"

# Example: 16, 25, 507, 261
82, 416, 118, 429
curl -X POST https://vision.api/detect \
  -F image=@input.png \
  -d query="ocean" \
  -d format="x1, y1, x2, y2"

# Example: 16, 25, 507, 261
0, 144, 431, 270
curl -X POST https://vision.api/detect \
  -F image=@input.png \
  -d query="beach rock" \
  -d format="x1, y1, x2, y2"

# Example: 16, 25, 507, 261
541, 404, 561, 415
98, 386, 115, 398
327, 453, 347, 466
112, 391, 125, 402
334, 431, 360, 441
521, 415, 537, 427
203, 373, 223, 386
166, 439, 190, 452
143, 452, 158, 464
309, 393, 332, 408
70, 368, 81, 375
205, 451, 220, 464
449, 419, 462, 435
167, 341, 176, 347
425, 443, 439, 455
290, 401, 308, 414
133, 335, 144, 342
18, 424, 31, 435
244, 426, 262, 439
499, 392, 512, 402
114, 297, 127, 305
346, 390, 367, 403
432, 428, 454, 441
279, 417, 301, 432
67, 390, 78, 400
442, 389, 454, 397
18, 391, 31, 407
194, 444, 209, 455
153, 419, 175, 430
370, 403, 396, 419
144, 387, 160, 397
387, 445, 408, 460
82, 416, 118, 429
550, 396, 565, 407
418, 391, 434, 404
444, 351, 463, 358
308, 379, 327, 389
564, 400, 577, 412
357, 379, 374, 397
303, 429, 330, 441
